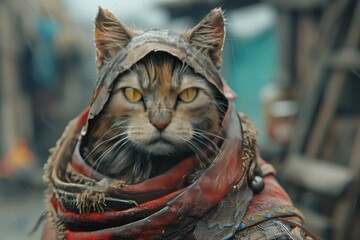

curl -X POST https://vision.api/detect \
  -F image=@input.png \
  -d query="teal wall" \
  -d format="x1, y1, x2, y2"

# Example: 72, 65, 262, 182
222, 27, 278, 143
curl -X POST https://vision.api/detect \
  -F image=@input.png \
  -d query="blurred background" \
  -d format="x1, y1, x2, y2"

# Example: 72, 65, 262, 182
0, 0, 359, 239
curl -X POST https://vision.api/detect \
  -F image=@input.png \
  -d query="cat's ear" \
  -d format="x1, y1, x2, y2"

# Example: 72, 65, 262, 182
184, 8, 225, 69
94, 7, 134, 68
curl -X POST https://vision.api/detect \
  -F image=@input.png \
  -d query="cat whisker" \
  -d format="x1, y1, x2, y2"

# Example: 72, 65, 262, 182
210, 100, 227, 115
91, 119, 128, 144
110, 154, 131, 173
111, 138, 132, 160
212, 100, 228, 109
179, 42, 212, 75
176, 135, 209, 168
92, 136, 130, 174
85, 131, 128, 160
110, 119, 129, 127
99, 121, 128, 140
107, 139, 133, 172
84, 119, 129, 159
179, 61, 191, 75
194, 129, 228, 143
94, 132, 127, 169
193, 133, 220, 150
192, 133, 220, 156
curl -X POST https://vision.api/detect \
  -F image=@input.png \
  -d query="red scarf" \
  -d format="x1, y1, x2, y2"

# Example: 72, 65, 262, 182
45, 105, 258, 239
44, 105, 306, 240
42, 28, 311, 240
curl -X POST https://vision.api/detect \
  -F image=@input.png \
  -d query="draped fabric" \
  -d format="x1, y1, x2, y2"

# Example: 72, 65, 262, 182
44, 105, 254, 239
43, 107, 311, 240
42, 28, 314, 239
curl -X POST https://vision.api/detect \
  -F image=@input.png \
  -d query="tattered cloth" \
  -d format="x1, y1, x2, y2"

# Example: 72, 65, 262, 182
43, 107, 308, 240
43, 29, 313, 239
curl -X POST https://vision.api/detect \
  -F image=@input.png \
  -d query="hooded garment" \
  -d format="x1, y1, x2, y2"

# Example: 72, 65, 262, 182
42, 29, 315, 240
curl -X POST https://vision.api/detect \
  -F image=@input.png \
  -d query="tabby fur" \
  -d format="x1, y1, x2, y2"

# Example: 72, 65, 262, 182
81, 8, 227, 184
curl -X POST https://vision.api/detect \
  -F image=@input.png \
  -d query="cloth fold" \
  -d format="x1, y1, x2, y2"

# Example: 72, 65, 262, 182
44, 104, 259, 239
43, 105, 307, 239
43, 28, 310, 240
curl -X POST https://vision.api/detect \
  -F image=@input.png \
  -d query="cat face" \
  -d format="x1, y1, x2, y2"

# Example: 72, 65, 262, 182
81, 7, 227, 182
105, 53, 222, 156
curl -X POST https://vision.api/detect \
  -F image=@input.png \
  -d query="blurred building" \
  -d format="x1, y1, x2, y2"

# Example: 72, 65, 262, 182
267, 0, 360, 239
0, 0, 92, 238
0, 0, 93, 171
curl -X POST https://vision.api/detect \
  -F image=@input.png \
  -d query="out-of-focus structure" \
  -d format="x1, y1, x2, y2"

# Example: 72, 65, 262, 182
0, 0, 359, 239
267, 0, 360, 239
0, 0, 92, 174
0, 0, 91, 238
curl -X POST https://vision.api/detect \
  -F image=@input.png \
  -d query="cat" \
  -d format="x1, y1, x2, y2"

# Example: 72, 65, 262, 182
80, 8, 227, 184
42, 8, 315, 240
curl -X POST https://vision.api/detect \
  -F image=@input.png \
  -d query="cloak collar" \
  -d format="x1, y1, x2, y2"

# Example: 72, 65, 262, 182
84, 29, 228, 136
44, 103, 258, 239
43, 28, 303, 240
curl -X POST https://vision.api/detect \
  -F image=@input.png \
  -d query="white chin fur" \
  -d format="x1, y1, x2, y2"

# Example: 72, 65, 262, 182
143, 141, 175, 155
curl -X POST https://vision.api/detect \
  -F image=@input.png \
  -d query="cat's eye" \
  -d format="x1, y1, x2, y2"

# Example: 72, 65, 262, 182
123, 88, 142, 103
178, 88, 198, 103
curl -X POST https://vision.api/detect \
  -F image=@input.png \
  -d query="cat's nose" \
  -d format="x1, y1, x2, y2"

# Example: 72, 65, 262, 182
149, 111, 172, 131
150, 118, 171, 131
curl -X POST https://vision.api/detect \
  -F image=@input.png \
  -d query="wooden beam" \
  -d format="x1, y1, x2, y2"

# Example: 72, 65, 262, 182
282, 154, 354, 196
306, 70, 347, 157
326, 50, 360, 70
306, 0, 360, 157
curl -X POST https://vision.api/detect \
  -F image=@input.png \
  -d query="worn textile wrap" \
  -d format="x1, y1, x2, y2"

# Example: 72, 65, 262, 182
43, 29, 313, 239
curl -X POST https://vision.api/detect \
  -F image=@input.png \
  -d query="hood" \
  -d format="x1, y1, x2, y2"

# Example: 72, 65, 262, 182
83, 29, 228, 135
